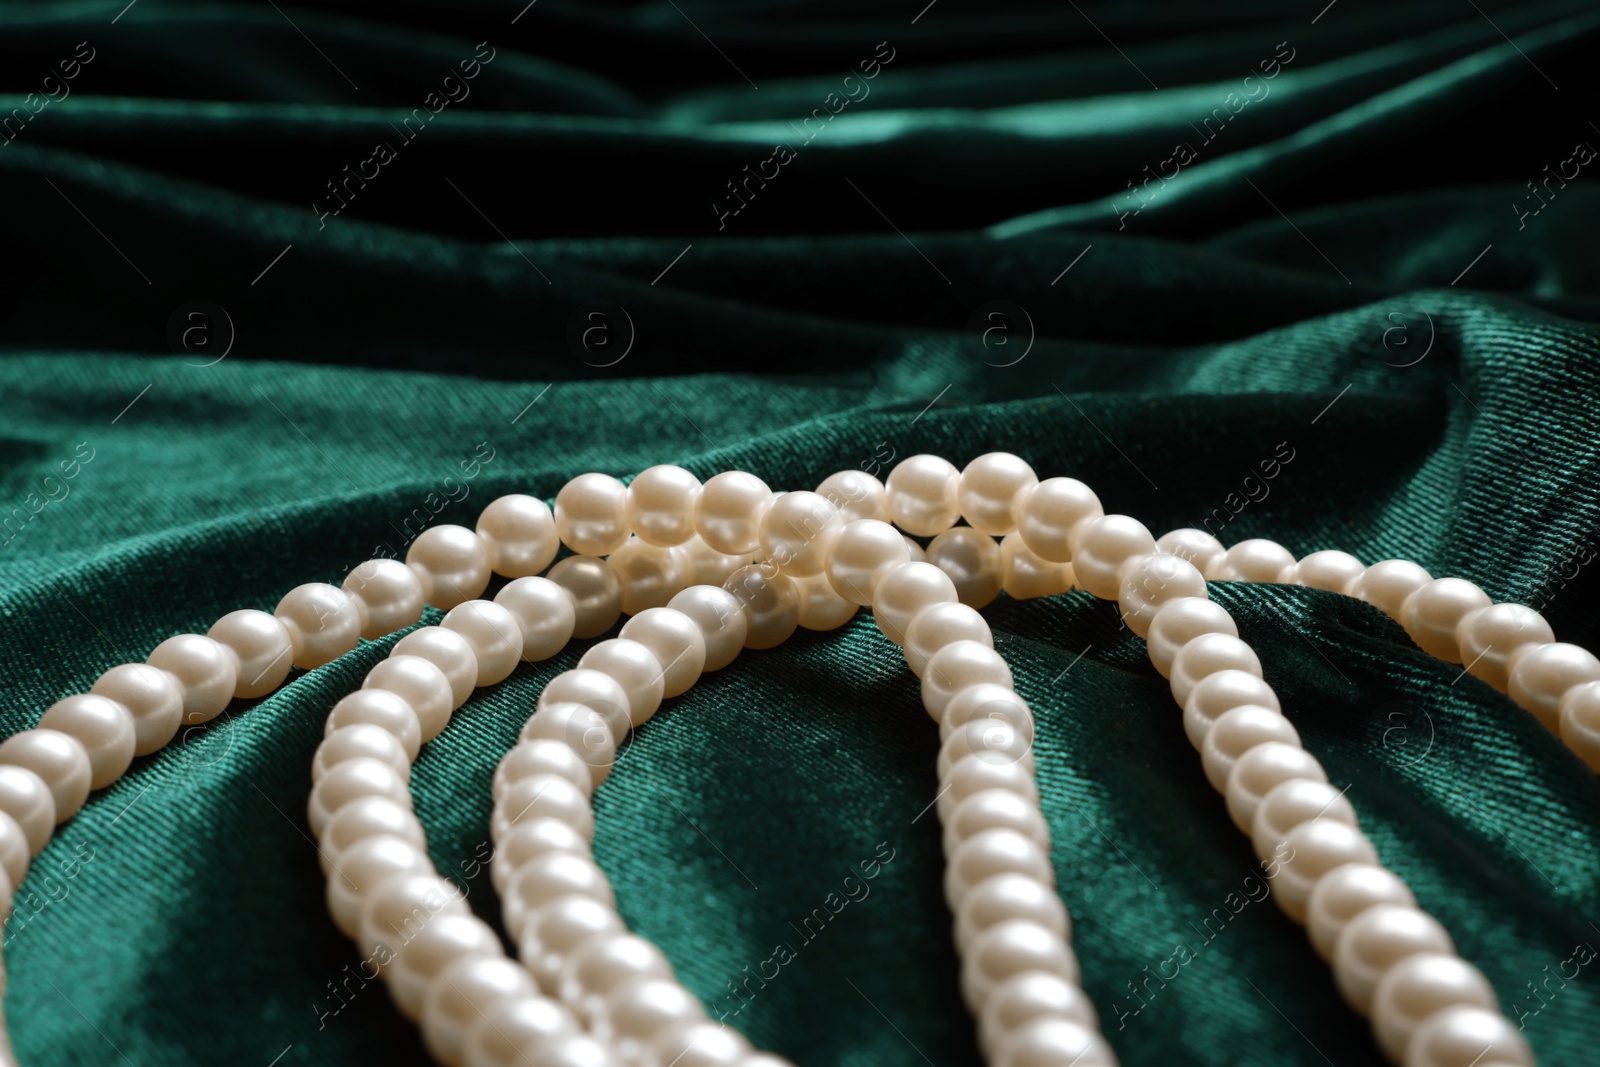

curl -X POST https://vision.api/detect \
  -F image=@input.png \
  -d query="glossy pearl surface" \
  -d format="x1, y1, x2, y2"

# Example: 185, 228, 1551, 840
406, 525, 493, 609
475, 493, 560, 577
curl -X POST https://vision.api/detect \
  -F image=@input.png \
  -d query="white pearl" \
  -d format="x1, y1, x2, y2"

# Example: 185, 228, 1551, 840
1183, 669, 1281, 751
1146, 597, 1239, 680
1399, 578, 1491, 663
873, 561, 958, 646
904, 602, 993, 678
1305, 863, 1417, 961
794, 571, 858, 631
389, 914, 505, 1021
886, 454, 962, 536
672, 536, 752, 589
979, 972, 1099, 1060
313, 724, 412, 786
578, 639, 666, 726
607, 537, 685, 615
1201, 705, 1300, 792
939, 726, 1031, 796
1069, 514, 1156, 600
393, 626, 480, 709
1350, 559, 1433, 618
490, 818, 589, 897
325, 833, 432, 936
904, 535, 928, 563
493, 774, 595, 845
1333, 903, 1454, 1015
1269, 819, 1379, 923
1224, 741, 1324, 833
627, 465, 702, 547
1293, 550, 1365, 592
37, 695, 136, 789
1404, 1004, 1532, 1067
999, 532, 1074, 600
0, 766, 54, 854
619, 608, 707, 698
923, 641, 1015, 723
443, 600, 525, 686
407, 525, 492, 609
593, 976, 705, 1065
495, 576, 578, 662
89, 662, 185, 753
507, 854, 615, 945
475, 494, 560, 577
759, 491, 843, 577
327, 687, 424, 760
145, 634, 237, 723
815, 469, 890, 524
275, 583, 362, 669
952, 871, 1065, 952
207, 609, 295, 699
939, 685, 1034, 745
1559, 681, 1600, 771
827, 519, 913, 606
558, 933, 671, 1024
342, 558, 428, 639
1118, 553, 1207, 638
994, 1018, 1117, 1067
724, 564, 800, 650
1507, 641, 1600, 733
548, 555, 625, 639
646, 1020, 751, 1067
422, 956, 537, 1067
958, 452, 1038, 536
1212, 539, 1296, 583
666, 586, 747, 672
1250, 777, 1358, 863
306, 756, 410, 839
463, 995, 581, 1067
694, 471, 771, 555
939, 754, 1041, 823
1372, 953, 1497, 1063
944, 792, 1051, 860
1169, 632, 1263, 709
320, 796, 426, 877
1455, 603, 1554, 692
521, 700, 619, 785
518, 895, 624, 995
1154, 527, 1225, 577
0, 730, 90, 822
945, 828, 1053, 907
961, 919, 1078, 1012
1016, 477, 1101, 563
554, 473, 631, 556
361, 655, 455, 744
493, 1035, 618, 1067
927, 526, 1004, 608
0, 812, 29, 894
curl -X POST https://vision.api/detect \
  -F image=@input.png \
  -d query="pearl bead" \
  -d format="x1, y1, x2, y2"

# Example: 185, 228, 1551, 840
927, 526, 1004, 608
1333, 903, 1454, 1014
422, 956, 537, 1067
207, 609, 295, 700
1118, 553, 1207, 638
507, 854, 615, 945
37, 695, 136, 789
665, 586, 747, 672
646, 1022, 752, 1067
626, 465, 702, 547
275, 583, 361, 669
1455, 603, 1554, 692
945, 828, 1053, 907
923, 641, 1015, 722
1183, 669, 1281, 750
463, 996, 581, 1067
559, 933, 672, 1025
904, 535, 928, 563
873, 561, 958, 646
1169, 632, 1264, 709
827, 519, 914, 606
904, 602, 993, 678
593, 977, 705, 1065
364, 655, 456, 743
327, 687, 424, 760
958, 453, 1037, 536
815, 469, 890, 524
961, 919, 1078, 1012
1350, 559, 1434, 618
999, 532, 1074, 600
1293, 550, 1365, 592
359, 872, 467, 965
407, 525, 492, 609
952, 870, 1066, 951
389, 914, 504, 1020
0, 766, 54, 854
979, 972, 1099, 1060
320, 796, 426, 877
519, 895, 624, 995
794, 571, 858, 631
548, 555, 625, 639
944, 790, 1051, 861
1269, 819, 1379, 923
493, 774, 595, 845
393, 626, 480, 709
342, 558, 428, 639
1154, 527, 1225, 577
1403, 1004, 1533, 1067
490, 818, 590, 897
442, 600, 525, 686
313, 724, 412, 786
1559, 681, 1600, 771
724, 564, 800, 650
617, 609, 706, 699
145, 634, 237, 723
1250, 777, 1358, 864
521, 701, 619, 786
939, 685, 1034, 745
1200, 705, 1300, 792
578, 640, 666, 726
1306, 863, 1417, 961
475, 494, 560, 577
939, 755, 1040, 824
994, 1018, 1117, 1067
0, 812, 29, 892
1507, 642, 1600, 732
89, 662, 185, 754
495, 576, 578, 662
1147, 597, 1239, 680
325, 833, 432, 937
1212, 539, 1296, 583
1069, 514, 1157, 600
758, 491, 842, 578
306, 756, 411, 839
554, 473, 631, 556
694, 471, 771, 555
886, 454, 962, 536
607, 537, 685, 615
0, 730, 88, 823
1399, 578, 1492, 663
1016, 476, 1101, 562
672, 536, 752, 589
1225, 741, 1325, 833
1372, 954, 1497, 1063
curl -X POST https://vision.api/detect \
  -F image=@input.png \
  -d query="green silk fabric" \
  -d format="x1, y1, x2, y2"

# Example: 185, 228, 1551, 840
3, 1, 1599, 1064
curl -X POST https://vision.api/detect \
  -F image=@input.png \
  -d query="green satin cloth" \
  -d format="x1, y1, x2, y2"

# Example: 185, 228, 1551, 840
3, 1, 1599, 1064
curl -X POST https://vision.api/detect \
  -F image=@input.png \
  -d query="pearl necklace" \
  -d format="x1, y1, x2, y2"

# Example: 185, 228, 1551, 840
0, 454, 1587, 1067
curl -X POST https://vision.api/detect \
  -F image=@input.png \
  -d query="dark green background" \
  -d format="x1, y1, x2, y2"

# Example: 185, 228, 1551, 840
2, 1, 1599, 1064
